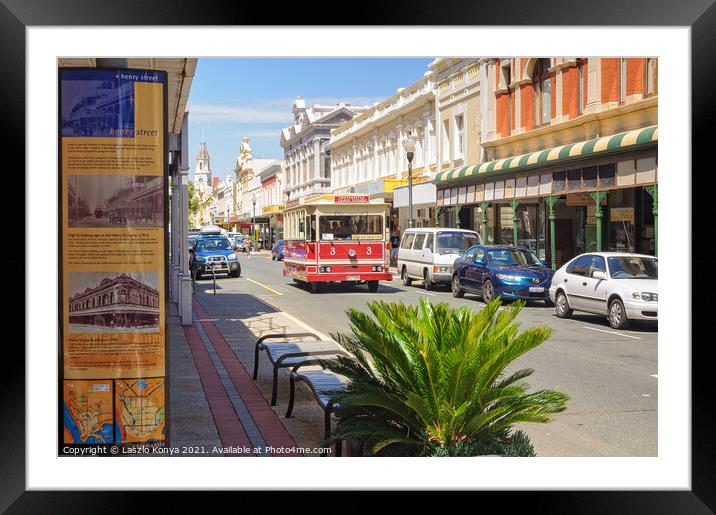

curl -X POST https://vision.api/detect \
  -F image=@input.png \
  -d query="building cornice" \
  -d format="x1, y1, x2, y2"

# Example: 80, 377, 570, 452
483, 96, 658, 149
329, 90, 434, 150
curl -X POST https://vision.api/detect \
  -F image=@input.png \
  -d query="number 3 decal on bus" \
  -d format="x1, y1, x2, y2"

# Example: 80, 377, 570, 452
330, 246, 336, 256
366, 247, 372, 255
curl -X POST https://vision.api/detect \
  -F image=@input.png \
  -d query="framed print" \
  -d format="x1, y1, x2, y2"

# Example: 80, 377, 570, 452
9, 0, 713, 512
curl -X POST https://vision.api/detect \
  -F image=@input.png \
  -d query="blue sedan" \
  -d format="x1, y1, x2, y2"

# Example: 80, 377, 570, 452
451, 245, 554, 305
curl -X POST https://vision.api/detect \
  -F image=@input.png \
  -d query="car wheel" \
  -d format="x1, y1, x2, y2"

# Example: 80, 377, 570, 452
230, 267, 240, 278
367, 280, 379, 293
423, 270, 432, 291
555, 291, 573, 318
272, 254, 275, 260
451, 275, 464, 298
608, 298, 631, 329
401, 267, 412, 286
482, 279, 495, 303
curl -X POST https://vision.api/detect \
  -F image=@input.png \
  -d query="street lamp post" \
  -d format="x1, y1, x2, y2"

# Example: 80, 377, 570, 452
403, 135, 416, 228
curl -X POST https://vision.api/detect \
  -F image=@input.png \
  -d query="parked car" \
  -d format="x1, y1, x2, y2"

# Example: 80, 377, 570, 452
230, 234, 246, 250
549, 252, 658, 329
398, 228, 482, 290
190, 235, 241, 279
271, 240, 285, 261
451, 245, 554, 305
188, 231, 201, 250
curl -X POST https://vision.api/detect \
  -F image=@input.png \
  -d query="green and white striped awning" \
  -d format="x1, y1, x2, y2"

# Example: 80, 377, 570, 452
434, 125, 658, 185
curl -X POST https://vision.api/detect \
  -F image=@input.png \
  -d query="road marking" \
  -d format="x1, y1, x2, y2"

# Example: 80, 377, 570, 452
418, 291, 438, 297
650, 374, 658, 378
278, 310, 332, 341
245, 277, 284, 296
581, 326, 641, 340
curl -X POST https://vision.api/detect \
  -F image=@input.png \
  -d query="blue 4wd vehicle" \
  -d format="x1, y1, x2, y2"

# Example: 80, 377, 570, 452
190, 236, 241, 279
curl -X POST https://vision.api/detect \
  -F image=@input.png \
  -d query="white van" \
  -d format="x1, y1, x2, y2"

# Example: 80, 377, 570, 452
397, 227, 482, 290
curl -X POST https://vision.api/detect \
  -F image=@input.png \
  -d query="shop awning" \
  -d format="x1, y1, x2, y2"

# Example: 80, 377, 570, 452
434, 125, 657, 185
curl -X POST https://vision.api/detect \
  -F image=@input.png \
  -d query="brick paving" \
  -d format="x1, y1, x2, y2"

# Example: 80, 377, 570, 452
192, 299, 298, 456
181, 322, 256, 455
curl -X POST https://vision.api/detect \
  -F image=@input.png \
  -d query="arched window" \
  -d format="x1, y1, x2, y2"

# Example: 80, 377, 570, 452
532, 58, 552, 126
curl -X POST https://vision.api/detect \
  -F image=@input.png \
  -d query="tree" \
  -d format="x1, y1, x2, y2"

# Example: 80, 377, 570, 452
324, 298, 569, 456
188, 181, 200, 222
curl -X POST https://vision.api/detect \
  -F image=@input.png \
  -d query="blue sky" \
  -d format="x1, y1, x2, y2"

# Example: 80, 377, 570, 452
187, 58, 433, 180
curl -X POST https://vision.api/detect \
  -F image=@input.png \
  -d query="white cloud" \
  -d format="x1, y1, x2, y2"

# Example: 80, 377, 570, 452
189, 96, 386, 124
190, 103, 288, 124
208, 129, 281, 140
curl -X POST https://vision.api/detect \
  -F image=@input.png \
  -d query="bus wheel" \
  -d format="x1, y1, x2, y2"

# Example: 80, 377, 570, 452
367, 280, 379, 293
308, 282, 320, 294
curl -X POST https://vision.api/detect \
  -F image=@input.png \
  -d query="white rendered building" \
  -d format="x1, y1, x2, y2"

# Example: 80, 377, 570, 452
280, 97, 370, 201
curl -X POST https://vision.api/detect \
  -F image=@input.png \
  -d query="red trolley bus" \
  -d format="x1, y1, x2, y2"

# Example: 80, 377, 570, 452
283, 194, 392, 293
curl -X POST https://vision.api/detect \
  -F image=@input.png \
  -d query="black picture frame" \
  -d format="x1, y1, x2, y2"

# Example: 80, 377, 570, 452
5, 0, 712, 512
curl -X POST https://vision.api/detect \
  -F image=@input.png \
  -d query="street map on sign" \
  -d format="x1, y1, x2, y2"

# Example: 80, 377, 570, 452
115, 378, 165, 443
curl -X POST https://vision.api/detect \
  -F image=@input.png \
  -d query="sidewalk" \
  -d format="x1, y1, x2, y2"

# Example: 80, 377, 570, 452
168, 288, 334, 456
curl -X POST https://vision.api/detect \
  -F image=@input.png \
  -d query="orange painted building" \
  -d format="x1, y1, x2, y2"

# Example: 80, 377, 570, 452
435, 57, 659, 267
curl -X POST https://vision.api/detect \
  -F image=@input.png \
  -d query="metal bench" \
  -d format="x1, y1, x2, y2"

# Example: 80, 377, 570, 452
285, 367, 350, 457
252, 333, 350, 406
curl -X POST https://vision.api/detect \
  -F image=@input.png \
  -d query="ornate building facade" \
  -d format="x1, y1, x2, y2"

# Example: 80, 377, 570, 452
281, 97, 370, 200
434, 57, 658, 267
328, 73, 438, 233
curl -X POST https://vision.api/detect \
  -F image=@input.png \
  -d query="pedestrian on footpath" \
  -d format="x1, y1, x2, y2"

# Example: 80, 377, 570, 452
390, 230, 400, 267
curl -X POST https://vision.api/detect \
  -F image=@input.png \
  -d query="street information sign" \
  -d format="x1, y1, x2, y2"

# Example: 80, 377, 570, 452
58, 68, 168, 451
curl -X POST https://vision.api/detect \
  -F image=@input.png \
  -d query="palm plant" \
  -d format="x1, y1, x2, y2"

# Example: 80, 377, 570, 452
324, 298, 568, 456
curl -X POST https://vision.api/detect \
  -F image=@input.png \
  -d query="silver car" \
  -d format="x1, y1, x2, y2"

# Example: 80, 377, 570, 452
549, 252, 658, 329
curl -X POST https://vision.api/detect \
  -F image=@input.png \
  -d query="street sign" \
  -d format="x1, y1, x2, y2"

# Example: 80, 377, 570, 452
59, 67, 169, 451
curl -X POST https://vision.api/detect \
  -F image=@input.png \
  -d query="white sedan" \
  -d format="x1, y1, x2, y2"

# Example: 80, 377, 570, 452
549, 252, 658, 329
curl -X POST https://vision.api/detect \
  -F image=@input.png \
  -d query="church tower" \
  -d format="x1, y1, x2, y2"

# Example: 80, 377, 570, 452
195, 141, 212, 195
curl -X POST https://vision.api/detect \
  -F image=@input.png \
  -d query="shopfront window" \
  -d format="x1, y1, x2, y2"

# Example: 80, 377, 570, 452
608, 188, 636, 252
515, 204, 547, 260
496, 204, 547, 259
497, 204, 515, 244
584, 205, 599, 253
638, 188, 656, 254
473, 205, 495, 244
